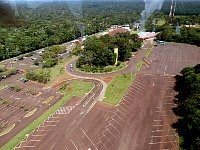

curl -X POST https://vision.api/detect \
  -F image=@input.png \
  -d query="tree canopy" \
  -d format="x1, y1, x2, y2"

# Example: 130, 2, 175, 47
76, 32, 141, 72
174, 64, 200, 149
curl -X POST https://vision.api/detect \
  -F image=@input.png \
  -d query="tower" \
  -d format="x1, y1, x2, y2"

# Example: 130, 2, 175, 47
176, 22, 180, 34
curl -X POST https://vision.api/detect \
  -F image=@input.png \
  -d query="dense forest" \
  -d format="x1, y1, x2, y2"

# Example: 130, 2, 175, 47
174, 64, 200, 149
161, 0, 200, 15
1, 0, 200, 61
0, 1, 143, 61
157, 26, 200, 46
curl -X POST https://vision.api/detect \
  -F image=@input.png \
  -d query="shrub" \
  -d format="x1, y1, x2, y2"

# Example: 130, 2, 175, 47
42, 58, 58, 68
25, 69, 50, 84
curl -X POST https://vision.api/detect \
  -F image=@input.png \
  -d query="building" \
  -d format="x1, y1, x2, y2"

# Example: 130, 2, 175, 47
108, 27, 129, 37
137, 32, 157, 40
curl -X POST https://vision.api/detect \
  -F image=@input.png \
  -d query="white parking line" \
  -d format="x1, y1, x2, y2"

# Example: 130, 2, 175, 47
115, 109, 127, 118
71, 140, 78, 150
22, 146, 35, 148
122, 98, 133, 105
112, 113, 126, 123
118, 105, 129, 114
149, 141, 177, 145
107, 124, 120, 134
128, 87, 143, 95
132, 82, 144, 89
130, 85, 143, 92
42, 125, 56, 127
30, 140, 41, 142
32, 134, 46, 136
80, 128, 98, 150
101, 133, 112, 145
46, 120, 60, 123
106, 128, 118, 139
109, 118, 123, 128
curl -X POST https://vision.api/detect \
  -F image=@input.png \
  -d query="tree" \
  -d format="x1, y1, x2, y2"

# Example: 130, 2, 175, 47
174, 64, 200, 149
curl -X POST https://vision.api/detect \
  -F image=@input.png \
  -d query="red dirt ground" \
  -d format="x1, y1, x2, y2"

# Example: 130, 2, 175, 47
102, 76, 113, 84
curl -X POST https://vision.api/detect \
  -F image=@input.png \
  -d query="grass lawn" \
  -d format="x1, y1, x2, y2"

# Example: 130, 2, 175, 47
45, 56, 75, 82
195, 23, 200, 28
0, 81, 93, 150
156, 19, 166, 26
135, 60, 144, 71
61, 81, 94, 97
103, 73, 136, 105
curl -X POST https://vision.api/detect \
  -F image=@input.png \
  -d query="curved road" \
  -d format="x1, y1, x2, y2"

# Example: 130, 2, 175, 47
66, 42, 151, 78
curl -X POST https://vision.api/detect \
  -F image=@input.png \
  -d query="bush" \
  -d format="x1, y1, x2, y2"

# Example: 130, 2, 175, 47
0, 68, 17, 79
59, 83, 69, 91
9, 85, 21, 92
104, 66, 113, 72
25, 69, 50, 84
0, 65, 6, 72
42, 58, 58, 68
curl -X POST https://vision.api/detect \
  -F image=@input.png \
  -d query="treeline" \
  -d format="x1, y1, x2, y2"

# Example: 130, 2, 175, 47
161, 0, 200, 15
157, 26, 200, 46
174, 64, 200, 149
0, 1, 142, 62
35, 45, 66, 68
76, 32, 141, 72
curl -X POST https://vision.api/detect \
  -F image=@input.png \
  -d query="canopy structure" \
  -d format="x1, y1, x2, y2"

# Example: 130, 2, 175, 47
137, 32, 157, 39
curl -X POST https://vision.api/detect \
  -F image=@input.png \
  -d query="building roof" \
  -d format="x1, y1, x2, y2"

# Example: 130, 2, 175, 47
108, 27, 128, 36
137, 32, 157, 39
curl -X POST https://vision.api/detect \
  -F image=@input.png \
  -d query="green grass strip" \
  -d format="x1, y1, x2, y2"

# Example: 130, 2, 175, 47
0, 81, 93, 150
0, 85, 7, 91
144, 45, 154, 58
103, 73, 136, 105
23, 108, 37, 118
42, 96, 54, 104
0, 123, 15, 137
135, 60, 144, 71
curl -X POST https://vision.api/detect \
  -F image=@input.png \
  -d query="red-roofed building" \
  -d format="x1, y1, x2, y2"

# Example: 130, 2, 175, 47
108, 27, 129, 36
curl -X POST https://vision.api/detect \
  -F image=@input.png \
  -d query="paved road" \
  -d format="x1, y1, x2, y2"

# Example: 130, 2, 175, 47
66, 42, 152, 78
13, 78, 104, 150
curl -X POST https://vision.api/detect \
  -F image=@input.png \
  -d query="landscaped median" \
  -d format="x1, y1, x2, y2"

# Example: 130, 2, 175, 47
144, 44, 154, 58
23, 108, 37, 118
0, 85, 7, 91
42, 96, 54, 104
103, 73, 136, 105
135, 60, 144, 71
75, 61, 127, 74
0, 124, 15, 137
0, 81, 93, 150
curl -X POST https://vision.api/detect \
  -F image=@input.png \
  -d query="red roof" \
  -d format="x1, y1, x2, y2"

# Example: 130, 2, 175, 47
108, 28, 128, 36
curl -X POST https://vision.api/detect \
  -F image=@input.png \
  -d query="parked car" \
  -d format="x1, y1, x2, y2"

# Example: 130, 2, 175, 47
20, 77, 28, 83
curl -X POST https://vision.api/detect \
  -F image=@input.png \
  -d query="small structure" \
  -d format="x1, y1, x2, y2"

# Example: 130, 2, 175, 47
137, 32, 157, 40
108, 27, 129, 37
